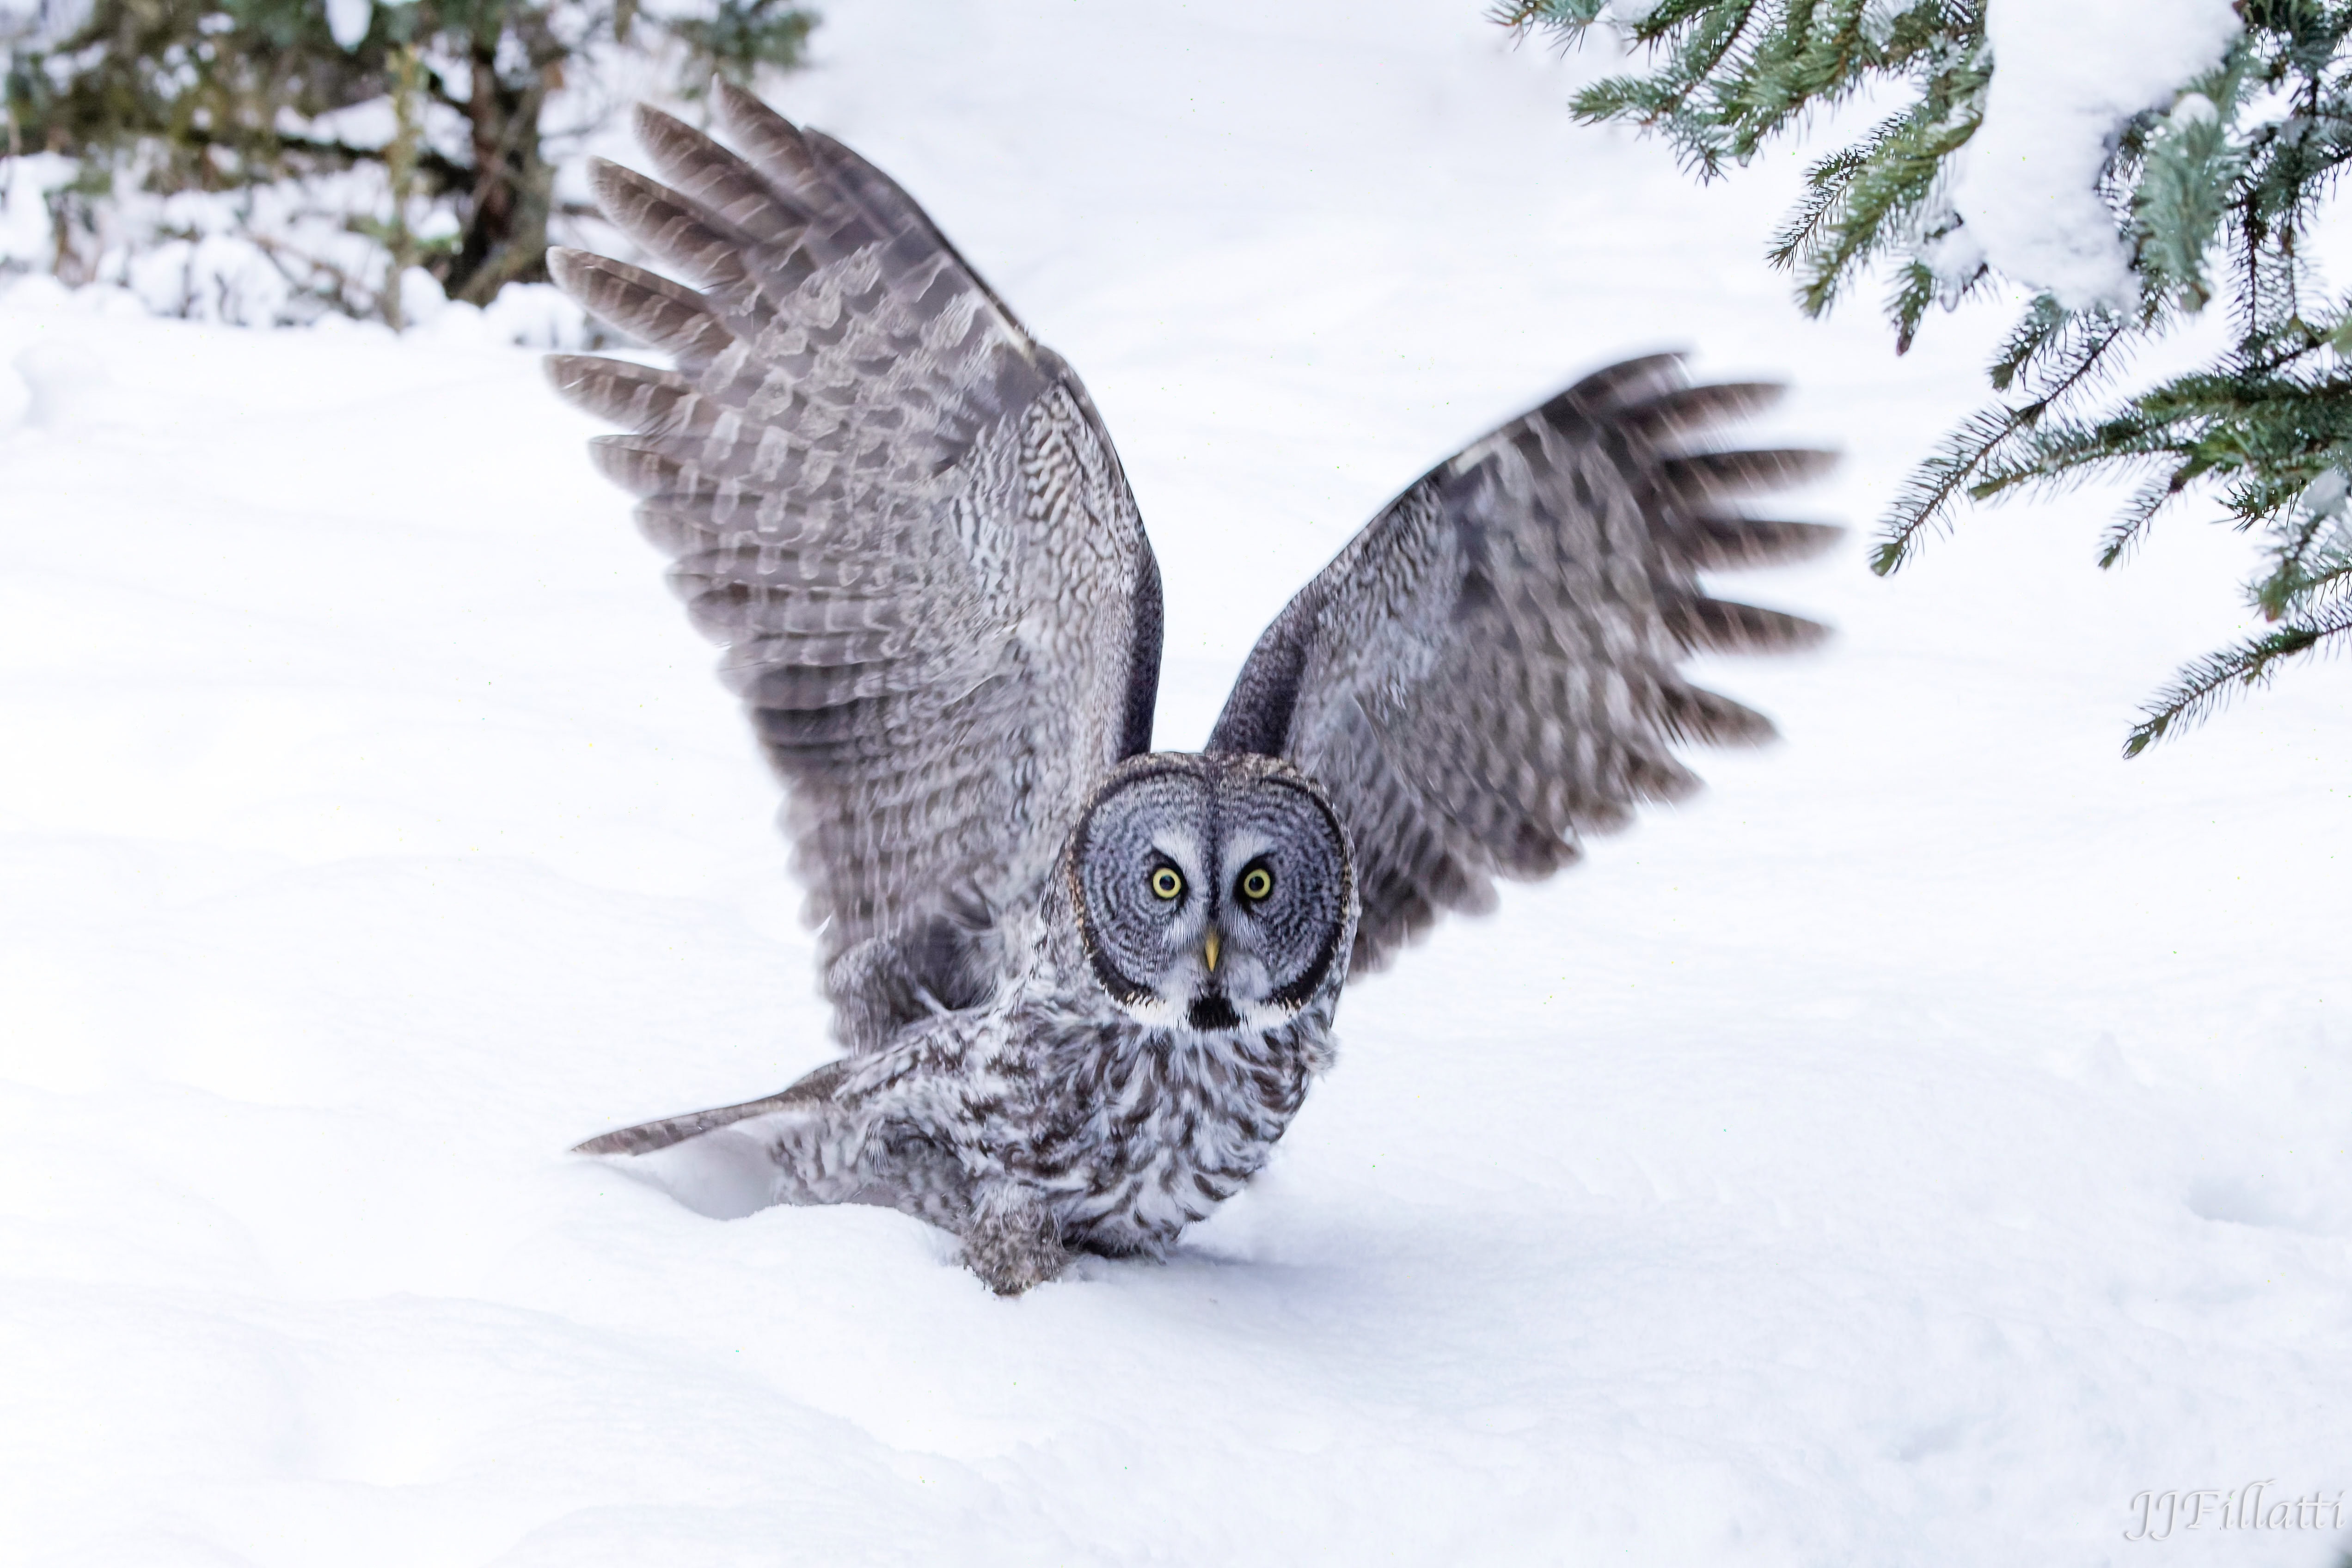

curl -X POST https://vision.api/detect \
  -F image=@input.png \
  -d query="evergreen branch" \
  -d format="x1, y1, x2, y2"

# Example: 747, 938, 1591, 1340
1869, 403, 2029, 573
1876, 311, 2133, 571
1526, 0, 2352, 747
2252, 488, 2352, 617
2124, 593, 2352, 755
1768, 142, 1871, 271
1788, 104, 1975, 316
13, 0, 813, 320
1969, 341, 2144, 484
1987, 295, 2068, 393
1886, 257, 1937, 353
2133, 94, 2243, 312
2097, 457, 2212, 567
1489, 2, 1568, 32
1973, 410, 2186, 499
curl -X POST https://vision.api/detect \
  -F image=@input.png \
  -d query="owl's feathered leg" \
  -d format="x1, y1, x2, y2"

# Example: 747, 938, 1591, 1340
960, 1182, 1069, 1297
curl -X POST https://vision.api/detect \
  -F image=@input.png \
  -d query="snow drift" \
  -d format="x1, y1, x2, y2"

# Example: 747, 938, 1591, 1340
1, 2, 2346, 1564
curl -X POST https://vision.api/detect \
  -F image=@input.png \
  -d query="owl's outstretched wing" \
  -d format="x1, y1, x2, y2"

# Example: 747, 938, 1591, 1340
1207, 355, 1836, 975
546, 88, 1162, 1047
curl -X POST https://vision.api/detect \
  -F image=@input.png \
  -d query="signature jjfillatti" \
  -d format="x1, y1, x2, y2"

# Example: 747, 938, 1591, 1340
2125, 1482, 2346, 1542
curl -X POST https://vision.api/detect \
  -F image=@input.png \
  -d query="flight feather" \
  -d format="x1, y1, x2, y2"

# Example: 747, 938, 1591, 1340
546, 85, 1164, 1049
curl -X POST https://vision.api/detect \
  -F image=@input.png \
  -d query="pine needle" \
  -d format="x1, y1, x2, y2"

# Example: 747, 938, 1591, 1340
1517, 0, 2352, 750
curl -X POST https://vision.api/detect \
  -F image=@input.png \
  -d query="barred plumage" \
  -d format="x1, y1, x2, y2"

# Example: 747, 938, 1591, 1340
557, 87, 1834, 1293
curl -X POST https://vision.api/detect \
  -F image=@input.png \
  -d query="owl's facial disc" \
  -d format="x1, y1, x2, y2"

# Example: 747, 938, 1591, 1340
1069, 756, 1354, 1034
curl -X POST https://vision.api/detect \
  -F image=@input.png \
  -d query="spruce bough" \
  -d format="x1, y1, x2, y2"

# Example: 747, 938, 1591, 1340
5, 0, 818, 322
1502, 0, 2352, 753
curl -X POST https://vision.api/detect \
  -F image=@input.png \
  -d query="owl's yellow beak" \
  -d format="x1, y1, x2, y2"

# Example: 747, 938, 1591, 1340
1202, 929, 1221, 973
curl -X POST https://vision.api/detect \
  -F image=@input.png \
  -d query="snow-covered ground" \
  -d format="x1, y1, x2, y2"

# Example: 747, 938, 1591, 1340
4, 3, 2348, 1563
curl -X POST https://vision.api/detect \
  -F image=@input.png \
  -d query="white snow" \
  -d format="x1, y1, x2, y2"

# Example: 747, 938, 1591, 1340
0, 0, 86, 48
0, 153, 74, 276
3, 2, 2349, 1564
324, 0, 371, 51
1947, 0, 2243, 309
0, 168, 593, 345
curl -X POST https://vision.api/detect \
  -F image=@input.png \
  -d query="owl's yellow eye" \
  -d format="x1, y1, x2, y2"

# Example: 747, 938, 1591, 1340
1149, 866, 1185, 900
1239, 865, 1274, 901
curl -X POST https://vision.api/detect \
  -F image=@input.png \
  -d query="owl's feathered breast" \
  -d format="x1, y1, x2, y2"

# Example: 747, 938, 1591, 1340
848, 912, 1338, 1256
1001, 998, 1336, 1252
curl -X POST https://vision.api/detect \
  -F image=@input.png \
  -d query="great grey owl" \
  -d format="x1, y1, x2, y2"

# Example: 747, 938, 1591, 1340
551, 86, 1836, 1294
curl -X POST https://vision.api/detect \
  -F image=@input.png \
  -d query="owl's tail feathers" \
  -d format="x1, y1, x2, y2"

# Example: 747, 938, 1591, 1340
570, 1062, 972, 1228
571, 1059, 849, 1157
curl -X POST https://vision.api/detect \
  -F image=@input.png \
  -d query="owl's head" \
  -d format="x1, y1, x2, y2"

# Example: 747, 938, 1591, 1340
1066, 753, 1356, 1034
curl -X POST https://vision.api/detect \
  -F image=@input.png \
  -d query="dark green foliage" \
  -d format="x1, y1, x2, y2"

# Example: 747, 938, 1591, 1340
6, 0, 817, 311
1496, 1, 1991, 331
1503, 0, 2352, 752
662, 0, 815, 100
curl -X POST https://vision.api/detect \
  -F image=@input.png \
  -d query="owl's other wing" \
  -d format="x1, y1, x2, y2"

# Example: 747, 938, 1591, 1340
1207, 355, 1836, 975
546, 87, 1162, 1047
